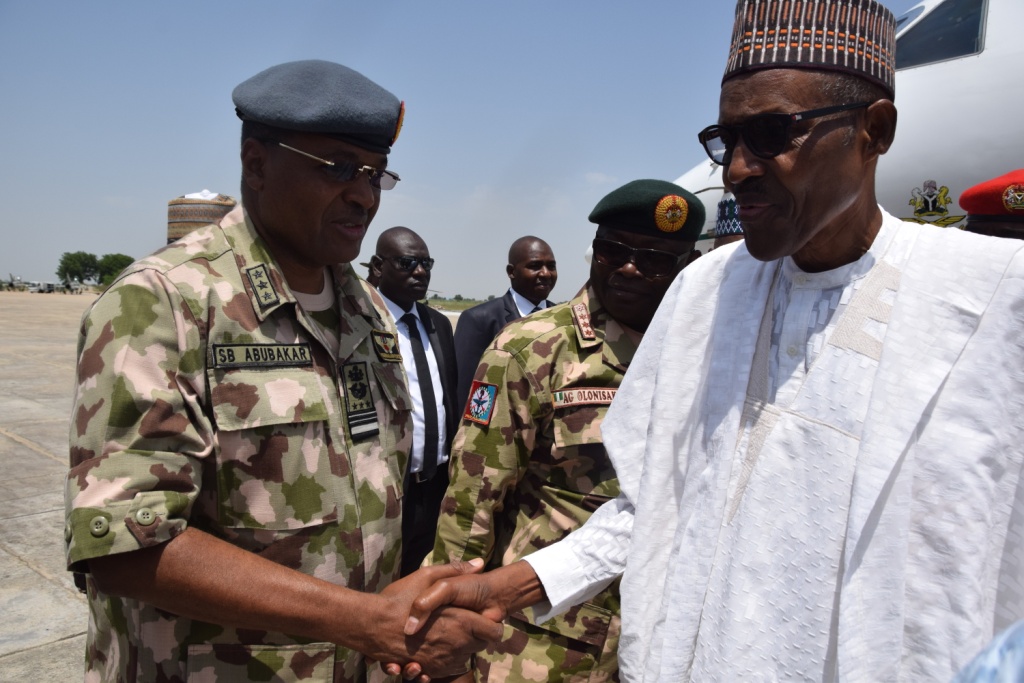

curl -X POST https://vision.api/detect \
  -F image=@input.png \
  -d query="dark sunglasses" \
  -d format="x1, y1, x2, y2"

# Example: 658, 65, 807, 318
592, 238, 687, 278
697, 101, 873, 165
379, 255, 435, 272
276, 142, 401, 190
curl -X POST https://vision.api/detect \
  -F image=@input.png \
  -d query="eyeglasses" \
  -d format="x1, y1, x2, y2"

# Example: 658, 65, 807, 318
378, 255, 435, 272
276, 142, 401, 190
697, 101, 873, 165
591, 238, 688, 278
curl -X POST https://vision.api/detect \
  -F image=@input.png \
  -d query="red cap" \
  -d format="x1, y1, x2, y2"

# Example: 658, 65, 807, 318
959, 169, 1024, 217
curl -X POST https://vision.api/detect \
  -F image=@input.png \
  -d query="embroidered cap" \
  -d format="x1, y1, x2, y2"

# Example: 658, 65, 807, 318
233, 60, 404, 154
723, 0, 897, 99
959, 170, 1024, 220
589, 179, 705, 241
714, 193, 743, 237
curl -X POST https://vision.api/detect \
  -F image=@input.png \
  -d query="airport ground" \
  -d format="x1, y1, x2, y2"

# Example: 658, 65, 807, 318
0, 291, 93, 681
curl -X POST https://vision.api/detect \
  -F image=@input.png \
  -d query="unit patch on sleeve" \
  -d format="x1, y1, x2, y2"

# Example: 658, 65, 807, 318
464, 380, 499, 426
245, 264, 280, 308
342, 362, 380, 440
371, 330, 403, 362
211, 343, 313, 369
553, 387, 617, 409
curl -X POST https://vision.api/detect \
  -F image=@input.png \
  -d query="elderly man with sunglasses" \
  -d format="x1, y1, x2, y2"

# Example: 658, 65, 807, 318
429, 179, 702, 682
63, 60, 502, 683
404, 1, 1024, 681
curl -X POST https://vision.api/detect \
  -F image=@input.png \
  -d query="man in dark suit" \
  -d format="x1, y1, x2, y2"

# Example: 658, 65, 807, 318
371, 226, 459, 575
453, 236, 557, 407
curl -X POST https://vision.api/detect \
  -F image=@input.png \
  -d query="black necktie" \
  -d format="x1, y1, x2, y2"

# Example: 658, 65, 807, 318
400, 313, 438, 480
530, 304, 542, 314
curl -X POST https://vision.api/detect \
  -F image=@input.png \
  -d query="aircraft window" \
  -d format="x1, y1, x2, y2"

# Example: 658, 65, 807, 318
895, 0, 986, 70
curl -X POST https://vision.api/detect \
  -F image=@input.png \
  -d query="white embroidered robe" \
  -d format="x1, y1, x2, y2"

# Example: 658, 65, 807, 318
526, 211, 1024, 682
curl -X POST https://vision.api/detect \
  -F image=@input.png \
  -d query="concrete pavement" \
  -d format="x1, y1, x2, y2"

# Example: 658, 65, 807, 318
0, 291, 93, 682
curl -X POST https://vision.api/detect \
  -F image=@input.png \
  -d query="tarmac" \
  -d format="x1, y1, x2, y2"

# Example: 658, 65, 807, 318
0, 291, 94, 682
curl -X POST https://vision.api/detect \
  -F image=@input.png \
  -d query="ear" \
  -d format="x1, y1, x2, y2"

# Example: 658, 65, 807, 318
506, 263, 514, 279
685, 249, 702, 266
863, 100, 897, 160
241, 138, 268, 192
370, 254, 384, 279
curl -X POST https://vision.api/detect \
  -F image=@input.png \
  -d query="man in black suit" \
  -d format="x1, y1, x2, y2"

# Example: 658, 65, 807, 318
453, 236, 557, 407
371, 227, 459, 575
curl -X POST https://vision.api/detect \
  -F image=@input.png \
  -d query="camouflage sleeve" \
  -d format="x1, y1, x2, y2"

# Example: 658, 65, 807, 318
432, 344, 541, 565
64, 268, 208, 571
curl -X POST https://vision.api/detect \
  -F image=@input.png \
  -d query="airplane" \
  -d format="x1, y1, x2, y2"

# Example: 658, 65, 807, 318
676, 0, 1022, 251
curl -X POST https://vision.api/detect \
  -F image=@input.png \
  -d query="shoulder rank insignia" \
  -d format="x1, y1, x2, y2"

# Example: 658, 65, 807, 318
553, 387, 617, 409
343, 361, 379, 440
464, 380, 498, 426
572, 302, 596, 340
245, 264, 280, 308
371, 330, 403, 362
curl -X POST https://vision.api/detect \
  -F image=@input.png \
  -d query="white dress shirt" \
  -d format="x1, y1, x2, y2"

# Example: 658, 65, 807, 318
380, 294, 448, 474
510, 287, 546, 318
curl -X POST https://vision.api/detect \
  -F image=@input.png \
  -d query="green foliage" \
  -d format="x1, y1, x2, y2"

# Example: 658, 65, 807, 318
98, 253, 135, 286
453, 294, 464, 301
56, 251, 99, 285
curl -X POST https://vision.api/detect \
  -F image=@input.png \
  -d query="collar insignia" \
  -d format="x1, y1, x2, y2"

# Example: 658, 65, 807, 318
245, 264, 279, 308
572, 302, 596, 340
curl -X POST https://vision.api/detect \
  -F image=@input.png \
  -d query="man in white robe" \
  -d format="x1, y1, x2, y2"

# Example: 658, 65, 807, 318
401, 1, 1024, 680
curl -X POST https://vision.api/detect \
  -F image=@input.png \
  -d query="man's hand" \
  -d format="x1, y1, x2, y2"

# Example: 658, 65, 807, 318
383, 561, 547, 680
352, 560, 504, 678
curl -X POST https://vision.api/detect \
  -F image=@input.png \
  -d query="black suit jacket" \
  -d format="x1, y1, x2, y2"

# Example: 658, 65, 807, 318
453, 290, 556, 409
401, 302, 458, 575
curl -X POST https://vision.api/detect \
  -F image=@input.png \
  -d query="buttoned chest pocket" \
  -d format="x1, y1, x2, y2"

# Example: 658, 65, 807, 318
367, 360, 414, 489
551, 405, 618, 500
209, 366, 336, 530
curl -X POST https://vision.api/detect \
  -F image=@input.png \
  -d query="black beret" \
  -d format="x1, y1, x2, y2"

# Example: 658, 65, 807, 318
233, 60, 404, 154
589, 179, 705, 241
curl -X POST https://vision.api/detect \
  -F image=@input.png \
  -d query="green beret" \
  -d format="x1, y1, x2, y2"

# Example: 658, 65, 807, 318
589, 179, 705, 241
232, 59, 404, 154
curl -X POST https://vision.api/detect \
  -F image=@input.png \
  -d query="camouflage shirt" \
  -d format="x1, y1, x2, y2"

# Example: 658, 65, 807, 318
433, 285, 633, 683
64, 216, 412, 683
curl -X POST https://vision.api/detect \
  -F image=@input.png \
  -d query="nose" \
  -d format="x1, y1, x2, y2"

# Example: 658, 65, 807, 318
344, 172, 378, 210
616, 259, 643, 279
723, 138, 764, 190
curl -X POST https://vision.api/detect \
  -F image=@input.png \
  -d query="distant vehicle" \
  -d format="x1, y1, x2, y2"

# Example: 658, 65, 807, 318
26, 281, 43, 293
27, 282, 58, 293
677, 0, 1019, 247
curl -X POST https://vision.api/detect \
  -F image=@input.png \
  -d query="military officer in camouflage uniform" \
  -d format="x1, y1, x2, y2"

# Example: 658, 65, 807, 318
63, 60, 501, 683
431, 180, 704, 682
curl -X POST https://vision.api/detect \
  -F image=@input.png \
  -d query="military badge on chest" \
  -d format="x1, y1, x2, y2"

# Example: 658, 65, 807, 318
342, 361, 379, 440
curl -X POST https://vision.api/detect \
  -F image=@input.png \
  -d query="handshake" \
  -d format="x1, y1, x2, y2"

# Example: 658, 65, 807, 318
364, 559, 544, 681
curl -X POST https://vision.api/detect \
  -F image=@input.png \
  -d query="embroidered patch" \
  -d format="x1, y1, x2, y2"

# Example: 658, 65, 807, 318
245, 264, 280, 308
371, 330, 403, 362
654, 194, 689, 233
553, 387, 617, 409
211, 343, 313, 369
342, 362, 379, 440
464, 381, 498, 426
1003, 184, 1024, 212
572, 302, 596, 340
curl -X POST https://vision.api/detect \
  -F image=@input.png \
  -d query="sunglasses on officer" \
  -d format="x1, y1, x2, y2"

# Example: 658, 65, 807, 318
591, 238, 689, 278
697, 101, 873, 165
377, 255, 435, 272
275, 141, 401, 190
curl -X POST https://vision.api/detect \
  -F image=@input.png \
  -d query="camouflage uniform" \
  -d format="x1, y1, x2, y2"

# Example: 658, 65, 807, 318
64, 216, 412, 683
433, 285, 631, 683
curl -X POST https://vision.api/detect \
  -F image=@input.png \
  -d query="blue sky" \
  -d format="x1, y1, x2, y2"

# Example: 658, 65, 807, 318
0, 1, 917, 299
